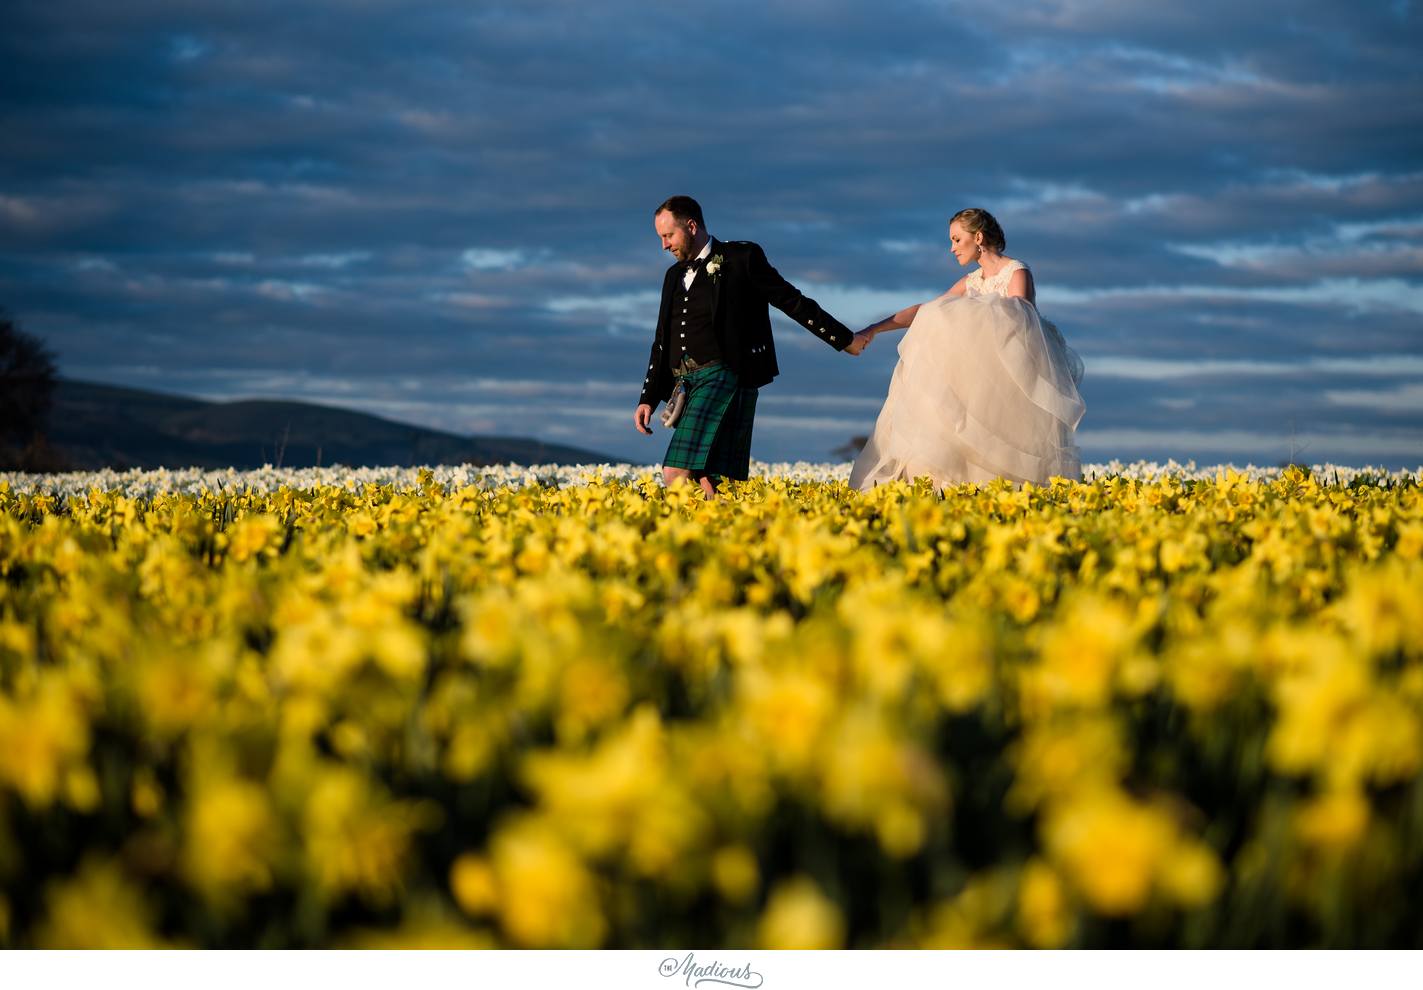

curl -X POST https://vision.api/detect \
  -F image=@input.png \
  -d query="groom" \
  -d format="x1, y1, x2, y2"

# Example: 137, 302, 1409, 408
634, 196, 866, 497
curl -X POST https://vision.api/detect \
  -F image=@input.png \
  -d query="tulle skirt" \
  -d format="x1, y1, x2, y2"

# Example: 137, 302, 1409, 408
849, 292, 1086, 491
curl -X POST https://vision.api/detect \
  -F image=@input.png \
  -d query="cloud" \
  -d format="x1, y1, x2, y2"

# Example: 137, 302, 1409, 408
1043, 278, 1423, 316
461, 248, 529, 271
1324, 382, 1423, 413
1089, 353, 1423, 380
544, 290, 663, 333
1166, 213, 1423, 278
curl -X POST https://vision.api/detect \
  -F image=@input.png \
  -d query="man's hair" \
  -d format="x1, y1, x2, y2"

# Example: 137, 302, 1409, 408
655, 195, 705, 228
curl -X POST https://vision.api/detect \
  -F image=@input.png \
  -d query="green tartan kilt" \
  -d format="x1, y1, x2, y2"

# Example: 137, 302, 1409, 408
662, 363, 758, 480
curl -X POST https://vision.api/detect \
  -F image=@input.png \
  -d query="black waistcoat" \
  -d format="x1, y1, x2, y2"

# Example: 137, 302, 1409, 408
672, 266, 721, 365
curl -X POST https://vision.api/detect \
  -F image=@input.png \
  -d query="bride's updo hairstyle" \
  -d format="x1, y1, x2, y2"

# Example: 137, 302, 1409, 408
950, 208, 1006, 252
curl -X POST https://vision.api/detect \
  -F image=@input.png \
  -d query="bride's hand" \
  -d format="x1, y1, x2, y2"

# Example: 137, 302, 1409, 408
845, 331, 872, 356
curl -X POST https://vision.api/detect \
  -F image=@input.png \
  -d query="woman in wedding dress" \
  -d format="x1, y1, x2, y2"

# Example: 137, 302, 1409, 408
848, 208, 1086, 491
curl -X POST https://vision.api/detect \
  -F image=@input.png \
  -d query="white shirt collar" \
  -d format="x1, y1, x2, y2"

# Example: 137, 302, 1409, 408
681, 237, 714, 288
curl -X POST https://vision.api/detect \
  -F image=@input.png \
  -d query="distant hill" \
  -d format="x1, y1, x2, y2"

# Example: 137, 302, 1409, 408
44, 379, 618, 470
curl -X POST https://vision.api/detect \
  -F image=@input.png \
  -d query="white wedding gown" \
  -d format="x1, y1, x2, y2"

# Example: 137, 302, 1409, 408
849, 260, 1086, 490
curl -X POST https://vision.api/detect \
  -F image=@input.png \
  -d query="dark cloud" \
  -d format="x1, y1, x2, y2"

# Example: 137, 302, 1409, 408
1, 0, 1419, 467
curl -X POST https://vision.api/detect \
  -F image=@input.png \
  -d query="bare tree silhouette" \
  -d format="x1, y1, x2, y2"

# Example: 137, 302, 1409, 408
0, 310, 62, 471
831, 435, 868, 461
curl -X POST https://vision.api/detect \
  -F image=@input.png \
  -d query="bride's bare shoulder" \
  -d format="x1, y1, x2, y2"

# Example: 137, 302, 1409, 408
948, 274, 970, 296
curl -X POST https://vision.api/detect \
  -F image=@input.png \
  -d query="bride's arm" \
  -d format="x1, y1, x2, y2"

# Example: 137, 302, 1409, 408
859, 302, 920, 337
861, 279, 966, 337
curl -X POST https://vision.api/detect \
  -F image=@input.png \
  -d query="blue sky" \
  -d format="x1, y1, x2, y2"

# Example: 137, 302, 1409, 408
2, 0, 1420, 466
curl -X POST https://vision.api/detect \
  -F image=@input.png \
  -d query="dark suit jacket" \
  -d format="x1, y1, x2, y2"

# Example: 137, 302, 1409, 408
637, 238, 854, 408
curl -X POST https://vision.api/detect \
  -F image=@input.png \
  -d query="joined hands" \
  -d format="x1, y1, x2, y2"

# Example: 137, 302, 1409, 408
845, 330, 875, 356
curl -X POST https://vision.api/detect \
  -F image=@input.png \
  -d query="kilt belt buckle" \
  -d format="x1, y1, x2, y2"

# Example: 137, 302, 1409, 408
673, 354, 721, 377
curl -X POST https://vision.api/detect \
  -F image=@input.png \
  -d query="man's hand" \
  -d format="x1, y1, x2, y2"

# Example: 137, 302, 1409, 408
634, 403, 654, 435
845, 331, 873, 356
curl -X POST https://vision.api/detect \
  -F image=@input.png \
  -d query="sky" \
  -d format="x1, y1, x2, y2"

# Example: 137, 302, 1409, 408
2, 0, 1421, 468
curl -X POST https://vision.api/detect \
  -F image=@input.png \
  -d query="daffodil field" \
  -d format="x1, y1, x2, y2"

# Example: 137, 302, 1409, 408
1, 461, 1421, 948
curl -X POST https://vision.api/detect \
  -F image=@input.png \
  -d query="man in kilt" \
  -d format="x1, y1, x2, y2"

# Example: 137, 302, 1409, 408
634, 196, 867, 498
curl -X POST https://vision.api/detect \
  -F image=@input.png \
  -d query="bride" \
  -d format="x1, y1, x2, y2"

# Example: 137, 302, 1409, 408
848, 208, 1086, 491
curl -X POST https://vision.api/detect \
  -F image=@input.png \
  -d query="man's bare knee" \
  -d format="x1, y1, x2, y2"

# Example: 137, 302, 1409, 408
662, 466, 692, 486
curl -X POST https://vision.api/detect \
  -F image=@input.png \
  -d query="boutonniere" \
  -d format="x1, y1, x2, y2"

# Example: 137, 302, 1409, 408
705, 254, 724, 280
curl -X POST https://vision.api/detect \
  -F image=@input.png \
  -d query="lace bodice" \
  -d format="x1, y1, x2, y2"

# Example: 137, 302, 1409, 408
964, 259, 1027, 298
